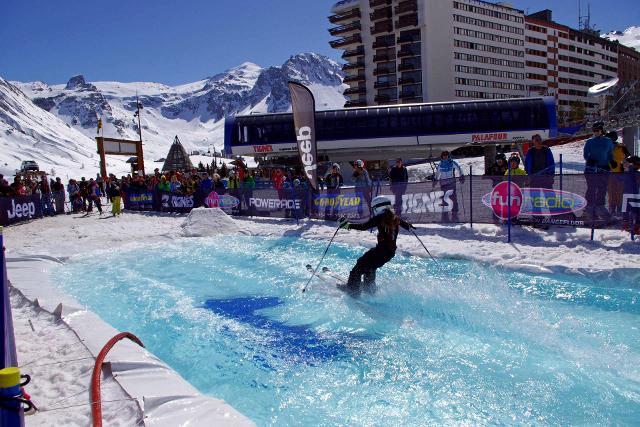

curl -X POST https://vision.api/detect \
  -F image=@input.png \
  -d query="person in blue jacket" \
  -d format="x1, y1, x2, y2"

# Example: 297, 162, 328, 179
583, 122, 614, 217
524, 134, 555, 188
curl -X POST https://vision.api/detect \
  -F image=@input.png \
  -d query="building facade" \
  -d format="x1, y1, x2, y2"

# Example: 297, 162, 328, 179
329, 0, 527, 106
329, 1, 630, 119
524, 10, 618, 122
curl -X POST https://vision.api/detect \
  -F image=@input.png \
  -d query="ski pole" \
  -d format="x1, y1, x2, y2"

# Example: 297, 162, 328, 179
410, 228, 438, 265
302, 226, 340, 293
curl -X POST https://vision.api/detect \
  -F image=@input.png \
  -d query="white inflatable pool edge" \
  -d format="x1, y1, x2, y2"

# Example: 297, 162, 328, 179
7, 256, 255, 427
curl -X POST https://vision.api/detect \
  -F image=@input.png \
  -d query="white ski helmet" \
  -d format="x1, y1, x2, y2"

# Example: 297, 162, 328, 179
354, 159, 364, 168
371, 195, 392, 216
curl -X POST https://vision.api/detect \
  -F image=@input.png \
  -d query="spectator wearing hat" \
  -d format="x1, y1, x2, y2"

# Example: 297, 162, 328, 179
353, 159, 372, 217
607, 131, 630, 215
524, 134, 555, 189
583, 122, 614, 217
505, 154, 527, 176
389, 158, 408, 216
324, 163, 343, 220
435, 150, 464, 222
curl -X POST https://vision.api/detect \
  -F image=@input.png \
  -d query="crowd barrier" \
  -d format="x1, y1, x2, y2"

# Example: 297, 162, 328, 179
0, 191, 65, 226
121, 172, 639, 238
2, 176, 638, 241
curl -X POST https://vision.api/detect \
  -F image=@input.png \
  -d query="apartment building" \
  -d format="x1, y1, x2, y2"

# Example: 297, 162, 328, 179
525, 10, 618, 120
329, 1, 630, 118
329, 0, 527, 106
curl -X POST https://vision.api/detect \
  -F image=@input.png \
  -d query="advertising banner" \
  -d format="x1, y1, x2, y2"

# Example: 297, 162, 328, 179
288, 82, 319, 190
127, 192, 154, 211
0, 195, 43, 226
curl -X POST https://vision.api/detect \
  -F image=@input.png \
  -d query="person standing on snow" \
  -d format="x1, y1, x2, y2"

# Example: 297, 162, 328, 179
583, 122, 614, 218
324, 163, 343, 220
338, 196, 415, 296
434, 150, 464, 222
352, 159, 372, 218
524, 134, 555, 188
388, 158, 408, 216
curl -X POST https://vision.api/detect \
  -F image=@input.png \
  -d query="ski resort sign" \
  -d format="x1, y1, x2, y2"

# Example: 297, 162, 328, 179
482, 182, 587, 219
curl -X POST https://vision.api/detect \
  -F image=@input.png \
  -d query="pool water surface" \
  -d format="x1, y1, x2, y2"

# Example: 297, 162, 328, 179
53, 236, 640, 426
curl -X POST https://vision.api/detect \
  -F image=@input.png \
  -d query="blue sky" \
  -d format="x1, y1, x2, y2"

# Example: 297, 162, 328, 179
1, 0, 637, 85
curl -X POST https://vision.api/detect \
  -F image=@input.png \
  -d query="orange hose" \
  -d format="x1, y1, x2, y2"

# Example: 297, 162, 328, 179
90, 332, 144, 427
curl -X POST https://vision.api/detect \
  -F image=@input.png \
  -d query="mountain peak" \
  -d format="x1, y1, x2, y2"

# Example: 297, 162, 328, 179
65, 74, 87, 90
602, 26, 640, 51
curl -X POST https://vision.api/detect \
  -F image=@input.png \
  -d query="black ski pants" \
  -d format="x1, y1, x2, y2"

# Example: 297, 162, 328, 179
346, 245, 395, 293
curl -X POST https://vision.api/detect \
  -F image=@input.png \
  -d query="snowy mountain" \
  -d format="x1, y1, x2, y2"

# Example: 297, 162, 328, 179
0, 77, 131, 179
602, 26, 640, 51
6, 53, 346, 178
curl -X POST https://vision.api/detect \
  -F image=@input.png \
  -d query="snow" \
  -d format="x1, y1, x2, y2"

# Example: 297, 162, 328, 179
602, 26, 640, 51
3, 54, 346, 181
4, 197, 640, 425
182, 207, 244, 237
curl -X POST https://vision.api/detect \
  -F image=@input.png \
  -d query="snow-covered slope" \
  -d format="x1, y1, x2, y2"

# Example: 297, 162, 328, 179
9, 53, 346, 179
0, 77, 131, 179
602, 26, 640, 51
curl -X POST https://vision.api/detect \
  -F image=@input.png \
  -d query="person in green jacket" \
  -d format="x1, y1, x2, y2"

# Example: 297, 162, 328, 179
156, 175, 170, 192
505, 155, 527, 176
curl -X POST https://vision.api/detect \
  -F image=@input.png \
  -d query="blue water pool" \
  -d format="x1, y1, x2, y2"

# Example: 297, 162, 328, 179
53, 236, 640, 426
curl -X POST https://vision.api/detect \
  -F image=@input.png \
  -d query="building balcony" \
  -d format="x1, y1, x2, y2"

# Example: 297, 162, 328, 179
374, 80, 397, 89
371, 20, 393, 35
396, 13, 418, 29
399, 90, 421, 100
398, 62, 420, 72
341, 61, 365, 71
329, 9, 361, 24
375, 94, 398, 103
345, 99, 367, 108
398, 77, 421, 85
370, 7, 392, 21
344, 86, 367, 95
397, 33, 421, 44
373, 66, 395, 76
330, 34, 362, 49
373, 53, 396, 62
370, 0, 392, 8
341, 46, 364, 58
329, 22, 361, 37
372, 39, 395, 49
397, 48, 420, 58
401, 97, 423, 104
343, 74, 366, 83
395, 0, 417, 15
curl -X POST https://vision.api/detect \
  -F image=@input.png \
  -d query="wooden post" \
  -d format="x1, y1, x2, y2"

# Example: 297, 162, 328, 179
96, 137, 107, 178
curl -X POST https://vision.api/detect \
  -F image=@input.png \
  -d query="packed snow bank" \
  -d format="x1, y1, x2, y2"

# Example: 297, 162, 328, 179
181, 207, 244, 237
11, 288, 141, 427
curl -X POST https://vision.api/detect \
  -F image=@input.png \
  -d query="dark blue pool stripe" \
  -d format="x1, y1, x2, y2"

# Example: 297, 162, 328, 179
203, 296, 354, 364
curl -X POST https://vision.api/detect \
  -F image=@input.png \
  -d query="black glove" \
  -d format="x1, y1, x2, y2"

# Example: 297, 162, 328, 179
459, 176, 466, 184
610, 160, 617, 169
338, 216, 350, 230
403, 221, 417, 231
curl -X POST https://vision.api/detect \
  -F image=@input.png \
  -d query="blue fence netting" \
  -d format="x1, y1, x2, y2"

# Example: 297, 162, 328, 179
118, 171, 640, 237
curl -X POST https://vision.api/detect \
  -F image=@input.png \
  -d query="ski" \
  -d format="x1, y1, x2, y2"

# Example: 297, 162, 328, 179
321, 266, 347, 286
305, 264, 343, 287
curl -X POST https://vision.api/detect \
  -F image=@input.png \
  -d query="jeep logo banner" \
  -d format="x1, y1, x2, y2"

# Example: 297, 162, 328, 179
1, 195, 43, 225
288, 81, 318, 190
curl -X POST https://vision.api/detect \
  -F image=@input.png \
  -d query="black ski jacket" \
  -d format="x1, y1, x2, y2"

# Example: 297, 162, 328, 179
350, 214, 412, 252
